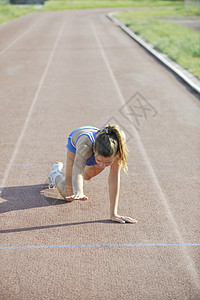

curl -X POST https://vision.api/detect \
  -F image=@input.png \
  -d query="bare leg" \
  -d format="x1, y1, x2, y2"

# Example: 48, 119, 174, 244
55, 174, 66, 198
84, 164, 105, 180
55, 150, 75, 198
55, 153, 104, 197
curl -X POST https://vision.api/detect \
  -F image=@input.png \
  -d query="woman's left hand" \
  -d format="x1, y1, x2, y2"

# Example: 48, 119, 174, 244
111, 215, 138, 224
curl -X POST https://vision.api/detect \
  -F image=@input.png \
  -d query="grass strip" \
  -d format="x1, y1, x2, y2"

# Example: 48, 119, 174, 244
0, 0, 182, 25
0, 4, 39, 24
43, 0, 182, 11
115, 7, 200, 79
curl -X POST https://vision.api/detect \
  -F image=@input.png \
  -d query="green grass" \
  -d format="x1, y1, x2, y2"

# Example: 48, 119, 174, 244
0, 4, 39, 24
115, 7, 200, 79
0, 1, 182, 25
43, 0, 182, 11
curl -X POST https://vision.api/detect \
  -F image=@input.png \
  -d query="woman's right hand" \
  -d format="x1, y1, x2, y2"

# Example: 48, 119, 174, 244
65, 194, 88, 201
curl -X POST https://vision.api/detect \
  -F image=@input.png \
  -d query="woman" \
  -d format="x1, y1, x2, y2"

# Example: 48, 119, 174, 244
48, 124, 137, 224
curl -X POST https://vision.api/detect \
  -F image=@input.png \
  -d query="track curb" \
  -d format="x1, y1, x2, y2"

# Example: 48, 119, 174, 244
107, 12, 200, 95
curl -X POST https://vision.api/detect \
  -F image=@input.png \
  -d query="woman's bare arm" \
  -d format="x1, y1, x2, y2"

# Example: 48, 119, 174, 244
65, 135, 92, 201
109, 158, 138, 224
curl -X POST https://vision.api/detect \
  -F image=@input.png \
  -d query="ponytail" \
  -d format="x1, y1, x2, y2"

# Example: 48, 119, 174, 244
94, 124, 128, 173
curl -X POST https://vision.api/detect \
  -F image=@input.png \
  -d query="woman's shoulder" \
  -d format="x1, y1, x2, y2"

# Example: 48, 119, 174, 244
75, 135, 94, 161
74, 127, 100, 146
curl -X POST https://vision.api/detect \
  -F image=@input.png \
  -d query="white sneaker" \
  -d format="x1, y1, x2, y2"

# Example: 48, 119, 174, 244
48, 161, 63, 189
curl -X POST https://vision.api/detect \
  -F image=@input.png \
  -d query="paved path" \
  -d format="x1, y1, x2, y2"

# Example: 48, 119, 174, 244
0, 9, 200, 300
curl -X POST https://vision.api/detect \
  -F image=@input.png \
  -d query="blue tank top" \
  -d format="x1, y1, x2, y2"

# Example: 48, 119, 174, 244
67, 126, 100, 166
75, 129, 99, 166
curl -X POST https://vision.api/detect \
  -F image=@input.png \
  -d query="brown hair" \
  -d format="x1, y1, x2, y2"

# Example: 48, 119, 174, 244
94, 124, 128, 173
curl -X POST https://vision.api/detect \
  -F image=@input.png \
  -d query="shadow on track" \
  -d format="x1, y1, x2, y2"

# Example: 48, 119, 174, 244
0, 184, 114, 233
0, 183, 70, 214
0, 219, 112, 234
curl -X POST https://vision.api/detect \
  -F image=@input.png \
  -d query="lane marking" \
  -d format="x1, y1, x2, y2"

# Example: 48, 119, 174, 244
0, 20, 39, 57
0, 19, 66, 196
128, 162, 200, 166
127, 162, 175, 166
7, 162, 200, 167
151, 162, 174, 166
0, 243, 200, 250
11, 163, 33, 166
90, 21, 200, 289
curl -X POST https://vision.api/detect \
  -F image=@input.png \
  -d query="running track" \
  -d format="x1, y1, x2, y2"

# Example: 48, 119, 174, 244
0, 9, 200, 300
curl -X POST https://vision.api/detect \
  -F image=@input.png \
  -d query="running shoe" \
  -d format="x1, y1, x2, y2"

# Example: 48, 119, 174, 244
48, 161, 63, 189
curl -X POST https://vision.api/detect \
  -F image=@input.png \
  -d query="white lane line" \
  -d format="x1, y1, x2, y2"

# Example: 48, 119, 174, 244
11, 163, 33, 166
127, 162, 175, 166
0, 19, 40, 57
1, 243, 200, 251
151, 162, 174, 166
0, 19, 66, 195
90, 21, 200, 289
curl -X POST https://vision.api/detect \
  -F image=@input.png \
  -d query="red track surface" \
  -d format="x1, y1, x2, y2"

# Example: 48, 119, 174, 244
0, 9, 200, 300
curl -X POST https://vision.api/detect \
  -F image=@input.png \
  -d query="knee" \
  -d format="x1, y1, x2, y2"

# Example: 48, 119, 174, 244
84, 174, 91, 181
55, 174, 64, 185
